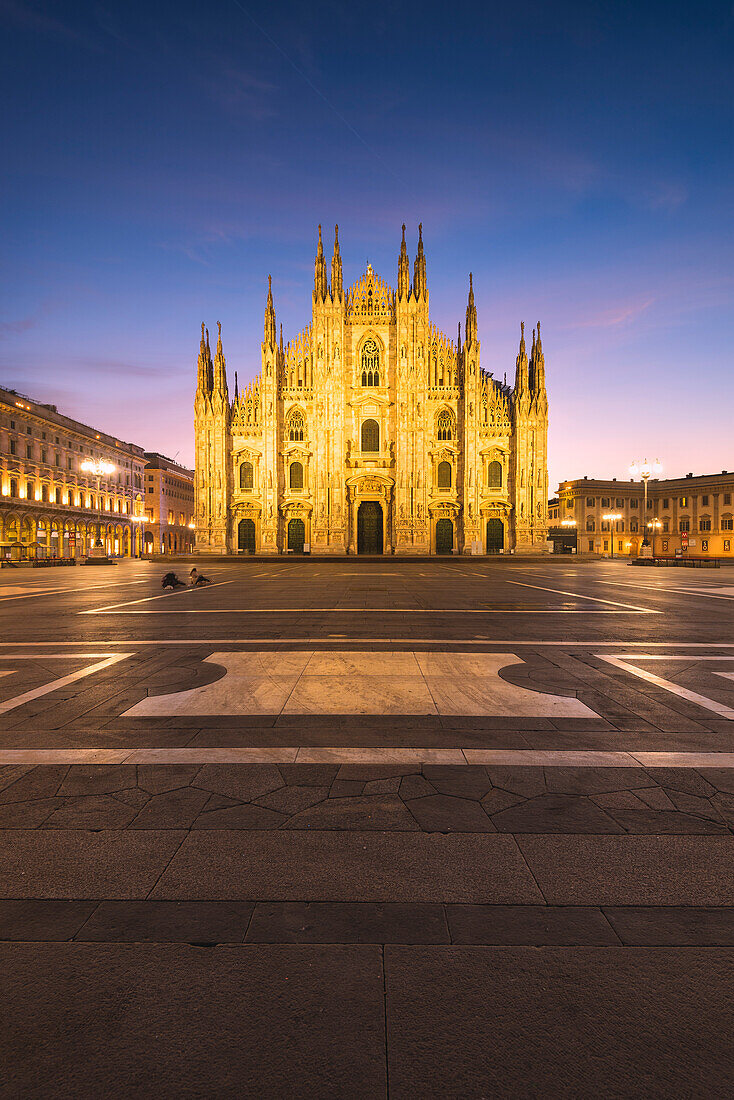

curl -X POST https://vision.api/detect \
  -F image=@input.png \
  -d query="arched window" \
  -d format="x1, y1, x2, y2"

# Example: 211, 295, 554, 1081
437, 410, 453, 441
437, 461, 452, 489
361, 338, 380, 387
290, 461, 304, 490
361, 419, 379, 452
586, 517, 595, 532
487, 460, 502, 488
287, 410, 304, 442
240, 461, 253, 490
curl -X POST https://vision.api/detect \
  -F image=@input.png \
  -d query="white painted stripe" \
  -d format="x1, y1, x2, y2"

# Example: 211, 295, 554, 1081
0, 578, 152, 602
0, 654, 133, 715
80, 607, 657, 615
82, 580, 233, 613
1, 747, 734, 766
506, 578, 655, 612
0, 640, 733, 647
597, 654, 734, 720
596, 579, 734, 601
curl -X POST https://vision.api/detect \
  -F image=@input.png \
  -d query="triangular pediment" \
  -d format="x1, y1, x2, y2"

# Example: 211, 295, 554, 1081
346, 263, 395, 323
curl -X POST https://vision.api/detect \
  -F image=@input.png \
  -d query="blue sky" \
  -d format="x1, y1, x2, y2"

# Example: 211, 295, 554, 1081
1, 0, 732, 489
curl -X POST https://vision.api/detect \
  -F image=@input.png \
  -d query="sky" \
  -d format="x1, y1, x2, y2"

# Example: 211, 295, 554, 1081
0, 0, 732, 491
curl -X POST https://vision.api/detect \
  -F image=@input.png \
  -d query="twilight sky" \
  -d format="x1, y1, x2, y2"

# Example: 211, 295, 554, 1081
1, 0, 732, 490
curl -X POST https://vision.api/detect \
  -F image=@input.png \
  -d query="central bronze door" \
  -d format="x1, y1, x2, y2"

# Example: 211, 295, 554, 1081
357, 501, 383, 554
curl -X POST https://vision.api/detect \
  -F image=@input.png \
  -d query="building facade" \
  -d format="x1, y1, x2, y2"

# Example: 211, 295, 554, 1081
555, 472, 734, 558
194, 225, 549, 555
0, 385, 145, 560
143, 452, 195, 555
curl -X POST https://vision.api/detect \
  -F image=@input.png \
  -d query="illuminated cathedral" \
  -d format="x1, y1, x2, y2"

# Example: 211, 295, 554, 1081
194, 225, 548, 555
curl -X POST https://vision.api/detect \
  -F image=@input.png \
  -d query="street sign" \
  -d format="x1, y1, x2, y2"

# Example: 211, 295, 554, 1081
681, 531, 689, 550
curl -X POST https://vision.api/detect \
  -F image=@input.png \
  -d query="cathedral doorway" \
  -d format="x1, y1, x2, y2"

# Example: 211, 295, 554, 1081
486, 518, 504, 553
238, 518, 256, 554
435, 518, 454, 555
287, 518, 306, 554
358, 501, 383, 554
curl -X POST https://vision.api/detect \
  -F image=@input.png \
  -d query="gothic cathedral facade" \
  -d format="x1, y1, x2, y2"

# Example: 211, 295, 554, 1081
194, 226, 549, 555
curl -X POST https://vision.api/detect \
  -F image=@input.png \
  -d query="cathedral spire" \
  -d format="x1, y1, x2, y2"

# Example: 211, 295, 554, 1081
465, 272, 477, 345
279, 323, 283, 355
413, 223, 427, 299
314, 224, 328, 301
233, 369, 239, 403
532, 321, 546, 405
514, 321, 529, 396
264, 274, 277, 347
330, 224, 343, 299
397, 223, 411, 299
212, 321, 229, 401
196, 321, 212, 396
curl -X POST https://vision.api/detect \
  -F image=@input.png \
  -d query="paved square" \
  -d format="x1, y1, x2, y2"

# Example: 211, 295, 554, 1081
2, 557, 734, 1093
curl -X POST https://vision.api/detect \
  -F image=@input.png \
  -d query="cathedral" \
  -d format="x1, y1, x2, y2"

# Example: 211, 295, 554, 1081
194, 225, 549, 555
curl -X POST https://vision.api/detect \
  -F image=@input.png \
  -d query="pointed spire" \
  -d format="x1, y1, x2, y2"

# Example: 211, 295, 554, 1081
314, 224, 328, 300
330, 224, 343, 299
212, 321, 228, 401
532, 320, 546, 399
465, 272, 477, 345
514, 321, 529, 396
457, 321, 462, 352
398, 222, 410, 299
234, 370, 239, 403
264, 274, 276, 347
196, 321, 212, 396
279, 323, 283, 355
413, 223, 427, 299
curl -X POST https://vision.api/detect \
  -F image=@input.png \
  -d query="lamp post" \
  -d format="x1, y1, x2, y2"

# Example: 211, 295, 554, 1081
647, 517, 662, 559
81, 460, 115, 554
602, 512, 623, 558
629, 459, 662, 553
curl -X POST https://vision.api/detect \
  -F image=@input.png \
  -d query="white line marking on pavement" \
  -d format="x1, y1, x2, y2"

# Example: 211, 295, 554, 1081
1, 640, 734, 648
81, 607, 656, 615
507, 579, 657, 612
3, 747, 734, 766
0, 654, 133, 715
597, 654, 734, 720
0, 578, 152, 602
595, 579, 734, 601
82, 580, 234, 613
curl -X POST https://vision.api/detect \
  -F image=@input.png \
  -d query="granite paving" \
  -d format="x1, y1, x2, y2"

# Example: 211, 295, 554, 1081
2, 557, 734, 1095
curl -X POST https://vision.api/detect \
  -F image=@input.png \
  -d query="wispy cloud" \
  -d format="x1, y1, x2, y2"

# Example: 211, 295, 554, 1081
0, 0, 97, 47
563, 297, 656, 330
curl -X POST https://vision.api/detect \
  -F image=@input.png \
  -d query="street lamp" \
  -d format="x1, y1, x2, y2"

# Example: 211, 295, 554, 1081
629, 459, 662, 548
81, 459, 115, 552
647, 517, 662, 558
602, 513, 623, 558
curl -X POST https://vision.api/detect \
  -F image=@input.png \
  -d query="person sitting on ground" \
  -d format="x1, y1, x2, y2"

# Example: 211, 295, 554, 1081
189, 567, 212, 587
162, 571, 186, 589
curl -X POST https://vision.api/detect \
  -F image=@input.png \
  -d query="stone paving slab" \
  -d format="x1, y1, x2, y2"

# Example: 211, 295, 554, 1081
0, 831, 186, 898
518, 835, 734, 905
385, 947, 734, 1098
1, 943, 386, 1099
149, 832, 543, 903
